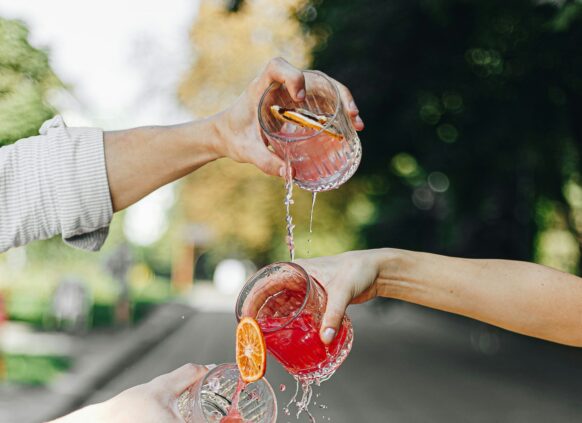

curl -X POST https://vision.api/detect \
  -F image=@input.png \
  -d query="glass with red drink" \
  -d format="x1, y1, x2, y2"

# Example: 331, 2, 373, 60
258, 71, 361, 192
235, 262, 353, 382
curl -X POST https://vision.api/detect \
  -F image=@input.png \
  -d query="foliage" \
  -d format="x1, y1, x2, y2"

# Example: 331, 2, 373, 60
3, 354, 71, 385
307, 0, 582, 272
0, 18, 57, 146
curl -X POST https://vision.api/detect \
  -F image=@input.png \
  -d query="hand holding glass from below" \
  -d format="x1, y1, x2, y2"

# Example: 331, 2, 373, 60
179, 363, 277, 423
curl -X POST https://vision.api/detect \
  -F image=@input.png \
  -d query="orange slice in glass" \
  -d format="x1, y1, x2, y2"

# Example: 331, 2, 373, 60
236, 317, 267, 383
270, 105, 343, 139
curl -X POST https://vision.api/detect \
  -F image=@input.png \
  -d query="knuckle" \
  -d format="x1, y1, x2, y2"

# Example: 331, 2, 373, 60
183, 362, 203, 375
338, 83, 352, 98
268, 56, 285, 70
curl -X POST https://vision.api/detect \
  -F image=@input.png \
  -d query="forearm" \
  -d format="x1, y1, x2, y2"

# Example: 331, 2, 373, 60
374, 249, 582, 347
104, 117, 222, 212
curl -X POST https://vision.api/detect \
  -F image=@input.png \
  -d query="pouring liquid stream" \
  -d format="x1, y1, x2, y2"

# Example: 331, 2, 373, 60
220, 377, 247, 423
307, 192, 317, 257
283, 149, 295, 262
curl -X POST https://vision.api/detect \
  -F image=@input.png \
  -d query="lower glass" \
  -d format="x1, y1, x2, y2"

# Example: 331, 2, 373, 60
179, 364, 277, 423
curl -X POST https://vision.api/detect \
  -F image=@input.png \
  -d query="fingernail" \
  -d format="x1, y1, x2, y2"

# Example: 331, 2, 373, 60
205, 364, 217, 370
355, 115, 363, 125
297, 89, 306, 100
322, 328, 336, 344
349, 101, 358, 113
279, 166, 286, 177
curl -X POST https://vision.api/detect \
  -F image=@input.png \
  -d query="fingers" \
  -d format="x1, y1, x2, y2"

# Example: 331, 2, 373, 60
252, 146, 286, 177
259, 57, 306, 102
335, 81, 364, 131
154, 363, 208, 396
258, 57, 363, 131
320, 288, 351, 345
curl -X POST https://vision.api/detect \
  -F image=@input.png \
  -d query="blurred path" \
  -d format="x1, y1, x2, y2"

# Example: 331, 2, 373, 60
1, 304, 193, 423
83, 287, 582, 423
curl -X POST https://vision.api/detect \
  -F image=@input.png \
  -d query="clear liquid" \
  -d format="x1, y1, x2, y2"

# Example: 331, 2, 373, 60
284, 153, 295, 262
307, 192, 317, 257
269, 123, 361, 192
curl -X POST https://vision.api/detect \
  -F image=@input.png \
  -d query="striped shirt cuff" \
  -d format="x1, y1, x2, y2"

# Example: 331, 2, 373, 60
42, 116, 113, 251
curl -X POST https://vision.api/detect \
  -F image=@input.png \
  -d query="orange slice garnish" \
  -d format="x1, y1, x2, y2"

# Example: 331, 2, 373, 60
270, 105, 343, 139
236, 317, 267, 383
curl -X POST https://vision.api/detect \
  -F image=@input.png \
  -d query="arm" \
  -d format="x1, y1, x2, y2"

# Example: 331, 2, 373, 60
51, 363, 208, 423
104, 57, 363, 212
297, 249, 582, 347
103, 119, 221, 212
0, 57, 364, 251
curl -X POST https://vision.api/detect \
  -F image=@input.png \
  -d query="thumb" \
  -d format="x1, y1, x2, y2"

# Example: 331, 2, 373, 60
320, 289, 351, 345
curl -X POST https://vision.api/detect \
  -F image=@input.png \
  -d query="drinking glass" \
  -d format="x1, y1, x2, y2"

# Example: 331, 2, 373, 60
258, 70, 362, 192
235, 262, 353, 382
178, 363, 277, 423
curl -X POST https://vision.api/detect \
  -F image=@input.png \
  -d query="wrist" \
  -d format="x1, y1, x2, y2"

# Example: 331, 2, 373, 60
206, 110, 231, 160
372, 248, 419, 299
172, 116, 224, 165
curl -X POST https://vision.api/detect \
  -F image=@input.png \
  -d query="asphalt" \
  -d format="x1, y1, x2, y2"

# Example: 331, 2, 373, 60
82, 301, 582, 423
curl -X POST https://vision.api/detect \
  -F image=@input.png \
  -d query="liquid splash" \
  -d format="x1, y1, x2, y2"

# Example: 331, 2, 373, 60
283, 378, 319, 423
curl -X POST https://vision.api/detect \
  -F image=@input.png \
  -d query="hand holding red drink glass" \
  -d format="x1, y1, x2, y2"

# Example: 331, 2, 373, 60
236, 262, 353, 382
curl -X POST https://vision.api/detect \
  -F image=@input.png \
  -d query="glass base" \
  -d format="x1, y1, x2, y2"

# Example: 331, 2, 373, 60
294, 136, 362, 192
293, 318, 354, 383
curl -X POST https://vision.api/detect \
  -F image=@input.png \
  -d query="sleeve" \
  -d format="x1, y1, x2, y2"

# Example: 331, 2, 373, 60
0, 115, 113, 253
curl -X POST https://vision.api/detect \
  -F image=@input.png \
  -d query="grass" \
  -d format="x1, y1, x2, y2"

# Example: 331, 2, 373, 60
1, 354, 71, 385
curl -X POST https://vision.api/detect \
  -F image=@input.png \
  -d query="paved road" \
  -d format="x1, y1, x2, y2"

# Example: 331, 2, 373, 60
85, 302, 582, 422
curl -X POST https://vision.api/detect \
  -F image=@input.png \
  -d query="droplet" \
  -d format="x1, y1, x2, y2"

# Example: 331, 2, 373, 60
208, 377, 221, 392
279, 384, 286, 392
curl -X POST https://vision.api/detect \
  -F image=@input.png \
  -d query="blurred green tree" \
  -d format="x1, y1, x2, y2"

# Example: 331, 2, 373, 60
306, 0, 582, 273
0, 18, 57, 146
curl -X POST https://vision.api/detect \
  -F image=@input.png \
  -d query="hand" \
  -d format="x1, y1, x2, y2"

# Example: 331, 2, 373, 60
214, 57, 364, 177
53, 363, 208, 423
296, 251, 382, 345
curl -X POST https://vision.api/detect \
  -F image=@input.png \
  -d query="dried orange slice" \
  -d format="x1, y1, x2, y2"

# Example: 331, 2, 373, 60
236, 317, 267, 383
270, 105, 342, 139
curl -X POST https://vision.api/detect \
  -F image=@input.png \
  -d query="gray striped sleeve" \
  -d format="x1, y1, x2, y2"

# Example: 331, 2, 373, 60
0, 115, 113, 253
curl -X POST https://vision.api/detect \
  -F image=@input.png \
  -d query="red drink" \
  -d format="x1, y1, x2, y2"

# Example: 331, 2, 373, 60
221, 378, 246, 422
236, 263, 353, 382
261, 311, 352, 379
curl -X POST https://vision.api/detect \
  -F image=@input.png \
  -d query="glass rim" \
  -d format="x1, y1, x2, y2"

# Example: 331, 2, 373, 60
235, 261, 313, 333
194, 363, 277, 422
257, 70, 341, 143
